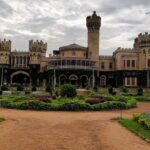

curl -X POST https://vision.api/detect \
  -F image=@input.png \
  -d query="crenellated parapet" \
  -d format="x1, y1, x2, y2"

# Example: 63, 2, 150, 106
86, 11, 101, 32
113, 47, 136, 55
134, 32, 150, 48
0, 39, 11, 51
29, 40, 47, 54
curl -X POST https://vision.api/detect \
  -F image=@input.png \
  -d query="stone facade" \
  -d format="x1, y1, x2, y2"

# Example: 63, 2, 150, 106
0, 11, 150, 88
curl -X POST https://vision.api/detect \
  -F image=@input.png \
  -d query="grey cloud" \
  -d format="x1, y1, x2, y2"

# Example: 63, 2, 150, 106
0, 0, 13, 17
0, 0, 150, 55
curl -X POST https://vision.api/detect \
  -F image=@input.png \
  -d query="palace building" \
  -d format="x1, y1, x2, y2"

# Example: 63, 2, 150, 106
0, 11, 150, 88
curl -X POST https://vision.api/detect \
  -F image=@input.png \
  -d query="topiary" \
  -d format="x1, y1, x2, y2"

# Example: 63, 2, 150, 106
1, 85, 9, 91
17, 84, 24, 91
32, 86, 37, 92
60, 84, 76, 97
46, 84, 53, 95
120, 86, 128, 93
137, 87, 143, 96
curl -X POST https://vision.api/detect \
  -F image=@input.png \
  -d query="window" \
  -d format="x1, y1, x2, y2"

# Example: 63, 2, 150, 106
100, 75, 106, 86
148, 59, 150, 67
62, 52, 64, 56
72, 52, 76, 56
127, 60, 130, 67
131, 60, 135, 67
109, 62, 112, 69
83, 52, 86, 57
124, 77, 137, 87
124, 60, 126, 68
101, 62, 105, 69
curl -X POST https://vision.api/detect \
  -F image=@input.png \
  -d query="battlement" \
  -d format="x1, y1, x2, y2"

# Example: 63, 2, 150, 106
134, 32, 150, 48
99, 55, 113, 60
113, 47, 136, 55
0, 39, 11, 51
29, 40, 47, 53
86, 11, 101, 32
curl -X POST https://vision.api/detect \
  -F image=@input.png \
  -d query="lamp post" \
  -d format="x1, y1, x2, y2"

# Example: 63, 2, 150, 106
54, 69, 56, 90
92, 66, 95, 88
1, 66, 4, 86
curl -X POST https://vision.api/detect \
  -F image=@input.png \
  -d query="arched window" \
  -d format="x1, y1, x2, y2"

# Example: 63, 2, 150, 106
100, 75, 106, 86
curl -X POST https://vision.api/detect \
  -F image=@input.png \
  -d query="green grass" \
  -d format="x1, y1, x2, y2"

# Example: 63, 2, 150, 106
0, 117, 5, 123
118, 118, 150, 142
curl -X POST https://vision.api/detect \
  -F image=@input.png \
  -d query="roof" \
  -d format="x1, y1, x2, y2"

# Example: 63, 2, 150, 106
59, 43, 87, 51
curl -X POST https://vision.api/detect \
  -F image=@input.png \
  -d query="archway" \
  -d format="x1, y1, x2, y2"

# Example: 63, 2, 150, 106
69, 74, 78, 86
59, 74, 67, 85
11, 71, 30, 86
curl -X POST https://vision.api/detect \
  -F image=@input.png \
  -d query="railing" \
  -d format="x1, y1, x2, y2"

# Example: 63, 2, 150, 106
11, 65, 29, 69
48, 65, 94, 70
47, 59, 96, 70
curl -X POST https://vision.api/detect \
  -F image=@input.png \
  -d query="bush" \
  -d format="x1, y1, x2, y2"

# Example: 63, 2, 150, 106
60, 84, 76, 97
137, 87, 143, 96
117, 96, 128, 103
133, 113, 150, 129
108, 86, 116, 95
32, 86, 37, 92
120, 86, 128, 93
136, 96, 150, 102
46, 85, 53, 95
17, 84, 24, 91
1, 85, 9, 91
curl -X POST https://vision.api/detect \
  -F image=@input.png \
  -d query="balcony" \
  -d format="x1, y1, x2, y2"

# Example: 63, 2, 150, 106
47, 59, 96, 70
11, 65, 29, 70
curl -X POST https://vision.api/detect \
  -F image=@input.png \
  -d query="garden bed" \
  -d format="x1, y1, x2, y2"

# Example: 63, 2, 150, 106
0, 95, 136, 111
118, 118, 150, 142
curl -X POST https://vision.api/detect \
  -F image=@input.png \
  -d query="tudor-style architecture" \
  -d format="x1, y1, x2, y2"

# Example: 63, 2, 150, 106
0, 11, 150, 88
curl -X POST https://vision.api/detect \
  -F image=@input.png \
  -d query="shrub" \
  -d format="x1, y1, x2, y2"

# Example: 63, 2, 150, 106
1, 85, 9, 91
108, 86, 116, 95
126, 98, 137, 109
32, 86, 37, 91
133, 113, 150, 129
60, 84, 76, 97
137, 87, 143, 96
117, 96, 128, 103
136, 96, 150, 102
52, 95, 56, 99
120, 86, 128, 93
17, 84, 24, 91
46, 85, 53, 95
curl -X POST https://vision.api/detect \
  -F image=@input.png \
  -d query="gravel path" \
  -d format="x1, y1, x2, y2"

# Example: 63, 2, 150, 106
0, 102, 150, 150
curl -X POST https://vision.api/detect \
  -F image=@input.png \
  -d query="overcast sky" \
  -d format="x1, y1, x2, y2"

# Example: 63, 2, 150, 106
0, 0, 150, 55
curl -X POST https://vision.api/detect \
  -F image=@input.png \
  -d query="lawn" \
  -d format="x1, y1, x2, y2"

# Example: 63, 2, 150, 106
118, 118, 150, 142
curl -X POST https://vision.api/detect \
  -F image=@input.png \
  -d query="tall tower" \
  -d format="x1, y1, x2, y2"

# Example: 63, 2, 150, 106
86, 11, 101, 63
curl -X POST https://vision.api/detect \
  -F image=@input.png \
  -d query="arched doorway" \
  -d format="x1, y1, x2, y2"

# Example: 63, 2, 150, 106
11, 71, 30, 86
80, 75, 88, 88
59, 74, 67, 85
69, 74, 78, 86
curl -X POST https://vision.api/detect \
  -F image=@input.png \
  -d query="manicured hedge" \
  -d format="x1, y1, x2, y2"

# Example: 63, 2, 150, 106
0, 96, 136, 111
133, 113, 150, 130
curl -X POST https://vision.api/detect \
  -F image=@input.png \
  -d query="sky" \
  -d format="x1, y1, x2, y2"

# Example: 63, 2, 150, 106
0, 0, 150, 55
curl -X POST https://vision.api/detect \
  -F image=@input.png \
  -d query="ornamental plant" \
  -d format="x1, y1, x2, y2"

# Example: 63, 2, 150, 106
60, 84, 76, 97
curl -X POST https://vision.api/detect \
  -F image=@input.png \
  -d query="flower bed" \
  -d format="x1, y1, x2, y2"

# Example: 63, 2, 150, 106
0, 95, 136, 111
